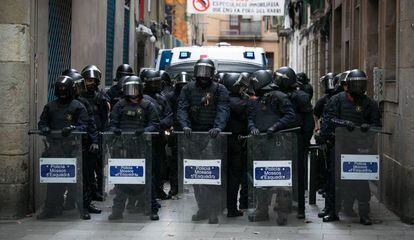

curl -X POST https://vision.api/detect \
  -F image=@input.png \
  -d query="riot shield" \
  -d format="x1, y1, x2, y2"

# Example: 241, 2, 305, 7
171, 132, 228, 223
247, 132, 297, 225
101, 132, 153, 220
32, 131, 84, 220
335, 127, 381, 222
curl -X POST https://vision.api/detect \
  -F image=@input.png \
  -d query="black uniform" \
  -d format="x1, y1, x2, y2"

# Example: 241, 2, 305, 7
82, 90, 110, 198
177, 81, 230, 218
109, 98, 160, 214
225, 94, 250, 215
288, 89, 314, 215
247, 90, 297, 222
164, 87, 183, 196
38, 99, 88, 214
143, 93, 173, 199
321, 91, 381, 219
75, 96, 99, 211
107, 85, 123, 108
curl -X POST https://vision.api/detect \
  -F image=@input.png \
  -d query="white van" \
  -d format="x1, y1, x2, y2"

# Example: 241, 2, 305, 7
166, 44, 268, 78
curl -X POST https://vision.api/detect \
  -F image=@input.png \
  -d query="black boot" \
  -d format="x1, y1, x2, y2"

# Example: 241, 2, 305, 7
87, 204, 102, 214
248, 209, 269, 222
360, 215, 372, 225
277, 212, 288, 226
318, 208, 329, 218
108, 209, 123, 220
208, 213, 218, 224
323, 213, 339, 222
81, 209, 91, 220
191, 210, 208, 221
150, 209, 159, 221
227, 210, 243, 218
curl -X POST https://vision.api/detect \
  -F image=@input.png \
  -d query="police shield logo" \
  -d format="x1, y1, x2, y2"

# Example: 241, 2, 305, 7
355, 105, 362, 112
136, 107, 143, 115
65, 113, 73, 122
202, 92, 211, 106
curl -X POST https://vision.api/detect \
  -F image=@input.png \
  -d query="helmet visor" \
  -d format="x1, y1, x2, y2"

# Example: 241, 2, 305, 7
123, 82, 142, 97
194, 63, 215, 78
74, 79, 87, 96
347, 78, 367, 95
145, 77, 162, 92
326, 78, 335, 90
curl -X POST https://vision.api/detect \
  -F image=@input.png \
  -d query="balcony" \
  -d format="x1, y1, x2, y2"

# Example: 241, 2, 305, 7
217, 19, 262, 41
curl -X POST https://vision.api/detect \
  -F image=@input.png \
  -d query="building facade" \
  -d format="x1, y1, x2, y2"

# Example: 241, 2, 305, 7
203, 14, 281, 70
279, 0, 414, 223
0, 0, 168, 219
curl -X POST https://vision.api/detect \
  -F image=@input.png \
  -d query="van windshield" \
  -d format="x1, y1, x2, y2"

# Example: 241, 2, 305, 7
166, 61, 266, 79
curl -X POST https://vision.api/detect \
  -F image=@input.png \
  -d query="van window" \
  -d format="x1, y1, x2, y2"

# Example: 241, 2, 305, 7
159, 50, 172, 70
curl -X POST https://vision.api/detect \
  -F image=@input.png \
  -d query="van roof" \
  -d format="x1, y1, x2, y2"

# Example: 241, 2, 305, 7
169, 45, 266, 67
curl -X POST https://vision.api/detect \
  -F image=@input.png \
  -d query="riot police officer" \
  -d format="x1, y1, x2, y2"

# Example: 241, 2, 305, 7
274, 67, 314, 219
297, 72, 313, 99
63, 70, 102, 217
247, 70, 297, 225
81, 65, 111, 201
320, 69, 381, 225
314, 73, 338, 132
37, 75, 89, 219
107, 64, 134, 108
222, 72, 252, 217
108, 76, 161, 220
164, 72, 190, 198
177, 58, 230, 224
140, 69, 174, 199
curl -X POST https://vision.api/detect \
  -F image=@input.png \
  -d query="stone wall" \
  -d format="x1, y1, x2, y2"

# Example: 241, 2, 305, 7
0, 0, 31, 219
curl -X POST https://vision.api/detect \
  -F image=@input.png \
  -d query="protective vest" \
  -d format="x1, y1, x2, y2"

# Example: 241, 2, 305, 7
187, 82, 219, 131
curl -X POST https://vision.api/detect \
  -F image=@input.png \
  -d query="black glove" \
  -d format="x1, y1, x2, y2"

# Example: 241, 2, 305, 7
345, 121, 355, 132
250, 128, 260, 136
135, 129, 144, 136
266, 126, 276, 139
89, 143, 99, 153
208, 128, 221, 138
40, 127, 51, 136
113, 128, 122, 135
360, 123, 370, 133
314, 135, 325, 145
183, 127, 192, 137
61, 126, 75, 137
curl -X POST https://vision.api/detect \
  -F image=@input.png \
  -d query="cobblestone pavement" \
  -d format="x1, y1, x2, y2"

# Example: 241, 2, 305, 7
1, 189, 413, 240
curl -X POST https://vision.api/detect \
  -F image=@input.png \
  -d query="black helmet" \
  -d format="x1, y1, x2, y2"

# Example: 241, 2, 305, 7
81, 65, 102, 82
346, 69, 367, 95
296, 72, 310, 85
251, 70, 272, 91
62, 68, 79, 76
222, 73, 241, 94
175, 72, 190, 86
160, 70, 172, 86
117, 75, 130, 93
54, 75, 74, 99
214, 72, 226, 83
115, 64, 134, 81
122, 75, 144, 99
140, 69, 162, 93
340, 70, 350, 87
194, 58, 215, 79
63, 71, 87, 97
223, 72, 251, 98
273, 66, 297, 92
320, 72, 336, 94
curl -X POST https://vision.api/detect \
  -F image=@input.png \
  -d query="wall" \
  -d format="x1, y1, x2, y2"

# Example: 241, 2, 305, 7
71, 0, 107, 86
0, 0, 31, 219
